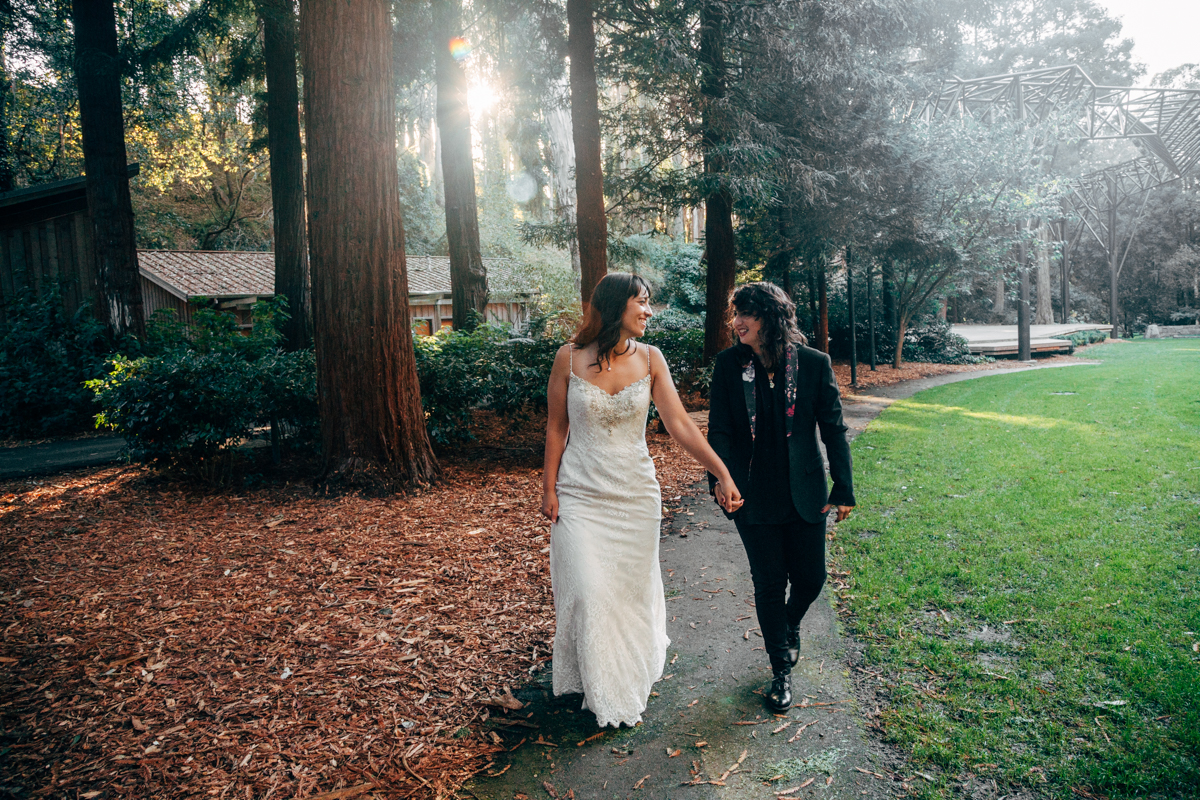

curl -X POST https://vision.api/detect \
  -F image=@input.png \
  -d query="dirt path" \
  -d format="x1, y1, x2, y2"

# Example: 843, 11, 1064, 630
466, 360, 1101, 800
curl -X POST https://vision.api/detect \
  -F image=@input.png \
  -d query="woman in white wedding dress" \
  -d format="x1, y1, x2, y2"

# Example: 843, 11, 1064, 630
541, 273, 743, 728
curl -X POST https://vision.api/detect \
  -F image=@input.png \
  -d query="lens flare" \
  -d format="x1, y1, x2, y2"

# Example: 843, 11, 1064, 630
448, 37, 472, 62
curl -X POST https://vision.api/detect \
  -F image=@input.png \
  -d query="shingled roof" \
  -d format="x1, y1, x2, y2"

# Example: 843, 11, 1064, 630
404, 255, 531, 297
138, 250, 274, 299
137, 250, 532, 300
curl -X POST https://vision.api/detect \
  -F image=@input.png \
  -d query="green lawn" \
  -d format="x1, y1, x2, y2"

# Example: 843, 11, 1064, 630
836, 340, 1200, 799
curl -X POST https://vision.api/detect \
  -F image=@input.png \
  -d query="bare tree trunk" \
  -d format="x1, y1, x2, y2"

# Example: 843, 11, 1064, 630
545, 95, 581, 295
700, 1, 735, 361
892, 313, 907, 369
1034, 221, 1053, 324
0, 28, 13, 193
993, 276, 1006, 316
817, 259, 828, 353
72, 0, 144, 340
259, 0, 310, 350
433, 0, 487, 329
299, 0, 438, 492
567, 0, 606, 307
806, 263, 818, 336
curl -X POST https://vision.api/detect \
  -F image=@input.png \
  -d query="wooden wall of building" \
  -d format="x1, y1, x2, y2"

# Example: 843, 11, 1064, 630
0, 211, 96, 323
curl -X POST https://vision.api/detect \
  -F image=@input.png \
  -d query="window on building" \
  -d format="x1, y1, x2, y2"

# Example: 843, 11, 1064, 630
413, 318, 433, 336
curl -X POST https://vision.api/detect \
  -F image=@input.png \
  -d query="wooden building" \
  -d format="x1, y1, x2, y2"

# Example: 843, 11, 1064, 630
0, 173, 108, 323
405, 255, 535, 334
1, 174, 536, 332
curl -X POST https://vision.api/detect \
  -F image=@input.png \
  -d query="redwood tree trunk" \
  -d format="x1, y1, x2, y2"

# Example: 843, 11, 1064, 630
72, 0, 144, 340
299, 0, 438, 491
700, 1, 735, 361
567, 0, 606, 307
434, 0, 488, 328
259, 0, 311, 350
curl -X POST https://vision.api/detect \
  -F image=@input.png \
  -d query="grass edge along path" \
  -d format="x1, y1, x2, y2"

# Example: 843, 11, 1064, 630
834, 339, 1200, 799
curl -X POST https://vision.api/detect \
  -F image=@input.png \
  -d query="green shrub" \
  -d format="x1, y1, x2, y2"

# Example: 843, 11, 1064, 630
902, 319, 991, 364
411, 314, 711, 444
0, 288, 114, 438
643, 327, 709, 395
413, 323, 565, 444
88, 297, 317, 483
1052, 329, 1109, 349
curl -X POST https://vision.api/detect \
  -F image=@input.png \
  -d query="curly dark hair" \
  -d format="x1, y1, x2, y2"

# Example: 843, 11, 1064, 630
573, 272, 653, 372
730, 282, 807, 368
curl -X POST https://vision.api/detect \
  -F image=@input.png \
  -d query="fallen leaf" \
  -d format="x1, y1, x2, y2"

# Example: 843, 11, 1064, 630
667, 748, 681, 758
484, 690, 524, 710
131, 717, 149, 732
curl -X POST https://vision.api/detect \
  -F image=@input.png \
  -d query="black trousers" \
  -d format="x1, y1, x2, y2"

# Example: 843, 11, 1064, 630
735, 516, 827, 674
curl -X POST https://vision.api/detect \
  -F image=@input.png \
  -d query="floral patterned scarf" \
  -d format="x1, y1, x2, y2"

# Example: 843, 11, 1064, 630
741, 343, 798, 443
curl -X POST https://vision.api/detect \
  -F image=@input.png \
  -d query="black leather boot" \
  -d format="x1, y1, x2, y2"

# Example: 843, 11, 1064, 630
766, 670, 792, 713
786, 623, 801, 666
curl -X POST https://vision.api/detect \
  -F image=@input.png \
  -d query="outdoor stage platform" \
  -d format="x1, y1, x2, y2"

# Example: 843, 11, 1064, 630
950, 323, 1113, 356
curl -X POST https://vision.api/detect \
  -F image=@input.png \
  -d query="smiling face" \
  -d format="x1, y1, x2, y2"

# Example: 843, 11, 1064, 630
620, 288, 654, 338
732, 310, 763, 353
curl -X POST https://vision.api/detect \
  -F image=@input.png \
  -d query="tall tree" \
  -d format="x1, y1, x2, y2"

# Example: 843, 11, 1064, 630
433, 0, 488, 329
0, 1, 13, 193
258, 0, 310, 350
299, 0, 437, 490
72, 0, 144, 340
699, 0, 735, 361
567, 0, 606, 307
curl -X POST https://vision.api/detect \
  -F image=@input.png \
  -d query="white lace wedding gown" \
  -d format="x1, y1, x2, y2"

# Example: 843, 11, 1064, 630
550, 347, 668, 728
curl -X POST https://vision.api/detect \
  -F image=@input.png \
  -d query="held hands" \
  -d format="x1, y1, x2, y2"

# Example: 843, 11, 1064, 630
822, 504, 854, 522
714, 478, 744, 514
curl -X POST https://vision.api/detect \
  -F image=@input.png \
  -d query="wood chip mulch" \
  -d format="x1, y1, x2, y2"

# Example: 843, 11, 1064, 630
0, 421, 709, 800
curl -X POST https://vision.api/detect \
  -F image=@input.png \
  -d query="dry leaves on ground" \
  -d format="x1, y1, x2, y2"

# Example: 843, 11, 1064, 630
0, 422, 709, 800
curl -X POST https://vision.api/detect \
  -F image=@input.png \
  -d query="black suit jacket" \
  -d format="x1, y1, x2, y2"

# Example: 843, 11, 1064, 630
707, 343, 854, 524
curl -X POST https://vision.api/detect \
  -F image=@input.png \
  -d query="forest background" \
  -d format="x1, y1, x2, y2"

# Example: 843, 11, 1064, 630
1, 0, 1199, 467
3, 0, 1197, 330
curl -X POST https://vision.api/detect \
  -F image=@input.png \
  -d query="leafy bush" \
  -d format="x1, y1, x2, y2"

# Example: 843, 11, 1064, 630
1052, 329, 1109, 349
639, 238, 706, 314
413, 323, 565, 445
643, 327, 709, 395
0, 288, 114, 438
89, 298, 317, 483
901, 319, 990, 364
412, 313, 711, 444
648, 305, 704, 332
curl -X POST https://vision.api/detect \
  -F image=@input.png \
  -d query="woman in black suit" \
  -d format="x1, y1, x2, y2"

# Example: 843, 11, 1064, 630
707, 282, 855, 712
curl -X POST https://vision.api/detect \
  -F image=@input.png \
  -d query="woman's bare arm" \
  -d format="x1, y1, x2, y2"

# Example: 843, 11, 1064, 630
647, 346, 743, 512
541, 344, 573, 522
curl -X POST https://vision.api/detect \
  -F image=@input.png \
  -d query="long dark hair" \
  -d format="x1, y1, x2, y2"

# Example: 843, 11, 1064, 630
730, 282, 806, 369
573, 272, 652, 372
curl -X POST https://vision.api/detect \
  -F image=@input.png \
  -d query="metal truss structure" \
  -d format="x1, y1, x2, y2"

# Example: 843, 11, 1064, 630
923, 65, 1200, 342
